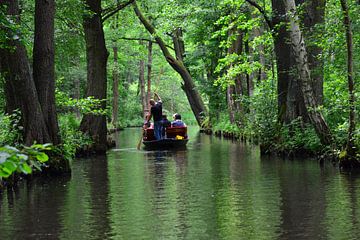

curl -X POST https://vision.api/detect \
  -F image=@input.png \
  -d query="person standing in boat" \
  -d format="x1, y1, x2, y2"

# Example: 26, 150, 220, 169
146, 93, 163, 140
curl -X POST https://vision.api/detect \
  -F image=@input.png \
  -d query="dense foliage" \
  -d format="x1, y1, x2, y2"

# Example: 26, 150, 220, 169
0, 0, 359, 170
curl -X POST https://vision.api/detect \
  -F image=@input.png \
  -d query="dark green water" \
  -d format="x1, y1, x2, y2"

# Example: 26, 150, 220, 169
1, 128, 360, 239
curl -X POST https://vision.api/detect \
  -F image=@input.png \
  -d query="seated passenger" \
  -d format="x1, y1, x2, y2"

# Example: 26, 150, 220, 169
161, 114, 171, 137
171, 113, 186, 127
143, 113, 151, 129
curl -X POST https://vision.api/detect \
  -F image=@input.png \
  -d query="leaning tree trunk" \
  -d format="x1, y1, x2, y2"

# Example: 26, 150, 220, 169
133, 1, 207, 126
0, 0, 51, 145
80, 0, 108, 153
340, 0, 357, 167
33, 0, 61, 145
283, 0, 332, 145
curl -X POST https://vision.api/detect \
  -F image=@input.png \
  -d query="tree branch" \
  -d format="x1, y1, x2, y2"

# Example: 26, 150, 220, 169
132, 1, 173, 59
118, 37, 175, 50
102, 0, 135, 22
244, 0, 273, 29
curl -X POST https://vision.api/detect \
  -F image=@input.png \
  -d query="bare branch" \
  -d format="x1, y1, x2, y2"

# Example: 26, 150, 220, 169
102, 0, 135, 22
244, 0, 273, 29
118, 37, 175, 50
133, 1, 173, 59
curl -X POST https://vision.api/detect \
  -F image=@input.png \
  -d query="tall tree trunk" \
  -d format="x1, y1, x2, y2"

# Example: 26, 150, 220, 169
147, 41, 152, 111
111, 9, 120, 129
245, 39, 254, 97
74, 77, 81, 119
295, 0, 326, 105
0, 0, 50, 145
133, 1, 207, 126
246, 0, 309, 124
253, 22, 267, 82
139, 42, 146, 116
111, 43, 119, 128
283, 0, 332, 145
271, 0, 293, 123
80, 0, 108, 153
340, 0, 357, 164
233, 30, 245, 124
226, 28, 242, 124
227, 86, 236, 124
33, 0, 60, 145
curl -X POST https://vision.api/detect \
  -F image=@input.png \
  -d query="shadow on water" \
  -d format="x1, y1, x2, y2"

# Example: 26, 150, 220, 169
1, 128, 360, 239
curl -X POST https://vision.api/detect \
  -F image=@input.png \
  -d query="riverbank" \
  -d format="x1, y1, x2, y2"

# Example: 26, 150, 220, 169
200, 127, 338, 163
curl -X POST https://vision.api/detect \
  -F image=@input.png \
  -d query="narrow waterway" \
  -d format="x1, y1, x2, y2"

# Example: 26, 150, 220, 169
1, 128, 360, 239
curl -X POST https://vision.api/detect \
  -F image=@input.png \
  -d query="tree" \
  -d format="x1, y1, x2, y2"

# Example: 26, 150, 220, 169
295, 0, 326, 105
111, 34, 120, 128
339, 0, 358, 167
283, 0, 332, 145
80, 0, 109, 153
33, 0, 61, 145
139, 41, 146, 115
0, 0, 51, 145
147, 41, 152, 110
246, 0, 326, 124
133, 1, 208, 126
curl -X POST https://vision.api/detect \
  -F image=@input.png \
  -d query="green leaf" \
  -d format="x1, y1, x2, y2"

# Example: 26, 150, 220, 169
20, 163, 32, 174
31, 160, 42, 171
3, 161, 17, 172
0, 152, 10, 163
35, 152, 49, 163
0, 169, 11, 178
4, 145, 19, 152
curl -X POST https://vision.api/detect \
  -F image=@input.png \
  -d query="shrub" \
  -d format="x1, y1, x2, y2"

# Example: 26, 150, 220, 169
0, 144, 50, 178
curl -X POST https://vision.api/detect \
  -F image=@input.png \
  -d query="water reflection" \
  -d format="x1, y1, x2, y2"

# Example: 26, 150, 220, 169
0, 176, 70, 239
1, 128, 360, 239
59, 156, 111, 239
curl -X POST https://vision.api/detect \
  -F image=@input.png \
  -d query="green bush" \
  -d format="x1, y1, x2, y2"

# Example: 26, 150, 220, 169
57, 114, 92, 160
0, 109, 23, 146
0, 144, 50, 178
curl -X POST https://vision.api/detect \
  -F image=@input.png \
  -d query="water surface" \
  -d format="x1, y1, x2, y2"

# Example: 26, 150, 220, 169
1, 128, 360, 239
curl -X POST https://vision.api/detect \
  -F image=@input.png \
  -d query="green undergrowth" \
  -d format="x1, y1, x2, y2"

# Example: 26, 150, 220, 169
58, 113, 92, 160
0, 144, 50, 185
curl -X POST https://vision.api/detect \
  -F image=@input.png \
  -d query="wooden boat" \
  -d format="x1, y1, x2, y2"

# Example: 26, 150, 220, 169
142, 126, 188, 149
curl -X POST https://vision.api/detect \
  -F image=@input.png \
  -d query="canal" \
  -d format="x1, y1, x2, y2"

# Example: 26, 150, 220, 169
1, 128, 360, 239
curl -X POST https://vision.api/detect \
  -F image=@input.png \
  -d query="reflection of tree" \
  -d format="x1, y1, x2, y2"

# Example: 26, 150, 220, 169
211, 141, 282, 239
324, 173, 360, 239
0, 176, 70, 239
173, 150, 188, 176
60, 156, 111, 239
86, 156, 111, 238
152, 151, 167, 198
277, 161, 327, 239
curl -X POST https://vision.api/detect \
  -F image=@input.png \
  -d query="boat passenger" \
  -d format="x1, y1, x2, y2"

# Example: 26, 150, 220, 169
146, 92, 162, 140
171, 113, 186, 127
143, 112, 151, 129
161, 114, 171, 137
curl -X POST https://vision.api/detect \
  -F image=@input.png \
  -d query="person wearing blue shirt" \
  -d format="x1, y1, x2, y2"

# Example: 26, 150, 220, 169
171, 113, 186, 127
